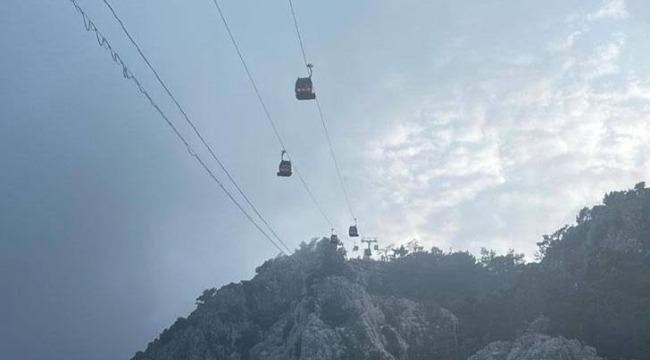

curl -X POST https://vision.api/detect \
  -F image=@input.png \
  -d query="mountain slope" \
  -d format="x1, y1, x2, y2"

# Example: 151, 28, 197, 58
132, 242, 459, 360
468, 333, 603, 360
132, 183, 650, 360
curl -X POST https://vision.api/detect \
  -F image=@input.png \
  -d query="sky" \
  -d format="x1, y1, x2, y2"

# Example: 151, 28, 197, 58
2, 0, 650, 359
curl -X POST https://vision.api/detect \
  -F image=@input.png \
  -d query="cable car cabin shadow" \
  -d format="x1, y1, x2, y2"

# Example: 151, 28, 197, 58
295, 77, 316, 100
277, 150, 292, 177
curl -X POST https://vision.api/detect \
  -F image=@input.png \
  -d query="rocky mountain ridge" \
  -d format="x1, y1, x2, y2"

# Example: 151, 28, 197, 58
132, 183, 650, 360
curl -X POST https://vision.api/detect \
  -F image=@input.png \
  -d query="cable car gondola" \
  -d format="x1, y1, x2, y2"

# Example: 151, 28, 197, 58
374, 245, 379, 251
330, 228, 339, 245
364, 248, 372, 257
277, 150, 292, 177
349, 218, 359, 237
352, 245, 359, 252
295, 64, 316, 100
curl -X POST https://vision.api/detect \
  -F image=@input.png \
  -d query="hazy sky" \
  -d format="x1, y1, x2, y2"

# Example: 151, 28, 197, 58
2, 0, 650, 359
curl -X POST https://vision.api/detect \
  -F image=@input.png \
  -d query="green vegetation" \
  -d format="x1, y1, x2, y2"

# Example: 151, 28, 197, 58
359, 182, 650, 359
134, 183, 650, 360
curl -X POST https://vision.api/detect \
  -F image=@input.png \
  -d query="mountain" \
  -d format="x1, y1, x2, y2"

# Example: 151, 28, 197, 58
131, 241, 460, 360
468, 333, 602, 360
132, 183, 650, 360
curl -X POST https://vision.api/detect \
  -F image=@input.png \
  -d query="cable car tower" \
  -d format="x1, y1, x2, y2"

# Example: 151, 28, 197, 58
361, 237, 378, 259
376, 245, 394, 262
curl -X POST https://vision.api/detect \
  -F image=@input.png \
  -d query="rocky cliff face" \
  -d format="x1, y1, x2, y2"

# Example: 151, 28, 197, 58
468, 333, 603, 360
131, 184, 650, 360
132, 240, 460, 360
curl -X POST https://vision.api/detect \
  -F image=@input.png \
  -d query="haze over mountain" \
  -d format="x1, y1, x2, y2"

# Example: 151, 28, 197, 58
3, 1, 650, 359
132, 183, 650, 360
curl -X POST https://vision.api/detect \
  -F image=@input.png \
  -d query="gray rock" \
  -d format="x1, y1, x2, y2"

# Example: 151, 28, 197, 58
131, 240, 459, 360
468, 333, 603, 360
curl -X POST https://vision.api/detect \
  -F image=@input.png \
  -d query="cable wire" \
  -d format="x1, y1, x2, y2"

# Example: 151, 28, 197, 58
210, 0, 338, 232
65, 0, 290, 258
315, 98, 356, 219
288, 0, 309, 67
100, 0, 294, 255
286, 0, 357, 220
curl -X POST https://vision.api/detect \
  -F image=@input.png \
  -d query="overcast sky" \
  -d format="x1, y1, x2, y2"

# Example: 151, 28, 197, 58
2, 0, 650, 359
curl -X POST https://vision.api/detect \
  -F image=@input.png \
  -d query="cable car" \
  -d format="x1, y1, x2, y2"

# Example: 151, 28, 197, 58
352, 245, 359, 252
374, 245, 379, 251
329, 228, 339, 245
349, 226, 358, 237
349, 218, 359, 237
295, 64, 316, 100
277, 150, 292, 177
364, 249, 371, 257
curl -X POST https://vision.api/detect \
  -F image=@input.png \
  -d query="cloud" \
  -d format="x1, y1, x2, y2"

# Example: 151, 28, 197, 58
582, 33, 626, 80
362, 2, 650, 258
587, 0, 630, 21
548, 27, 589, 53
550, 0, 628, 53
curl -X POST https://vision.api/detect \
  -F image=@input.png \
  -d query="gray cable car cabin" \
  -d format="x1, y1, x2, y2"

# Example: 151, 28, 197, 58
349, 218, 359, 237
277, 150, 292, 177
277, 161, 292, 177
364, 248, 372, 257
295, 77, 315, 100
353, 245, 359, 251
295, 63, 316, 100
329, 228, 340, 245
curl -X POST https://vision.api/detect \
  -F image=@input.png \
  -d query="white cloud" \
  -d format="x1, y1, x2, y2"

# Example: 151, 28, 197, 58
587, 0, 630, 21
550, 0, 628, 53
582, 33, 626, 80
548, 28, 588, 53
361, 3, 650, 258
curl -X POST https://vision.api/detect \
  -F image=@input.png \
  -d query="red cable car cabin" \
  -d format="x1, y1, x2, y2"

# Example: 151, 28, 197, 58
295, 63, 316, 100
277, 150, 292, 177
295, 77, 316, 100
349, 225, 359, 237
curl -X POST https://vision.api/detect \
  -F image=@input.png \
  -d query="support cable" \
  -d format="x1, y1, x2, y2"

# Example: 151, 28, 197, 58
66, 0, 292, 258
286, 0, 357, 220
100, 0, 294, 255
210, 0, 339, 232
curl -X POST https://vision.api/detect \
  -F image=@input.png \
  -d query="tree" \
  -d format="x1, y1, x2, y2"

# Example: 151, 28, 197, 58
576, 207, 592, 225
431, 246, 444, 256
635, 181, 646, 191
480, 248, 496, 266
392, 245, 408, 259
536, 225, 568, 260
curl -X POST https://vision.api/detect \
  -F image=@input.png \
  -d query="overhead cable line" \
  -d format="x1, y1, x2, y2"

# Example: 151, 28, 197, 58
315, 99, 356, 220
65, 0, 291, 258
210, 0, 338, 231
286, 0, 357, 221
287, 0, 309, 68
99, 0, 294, 255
